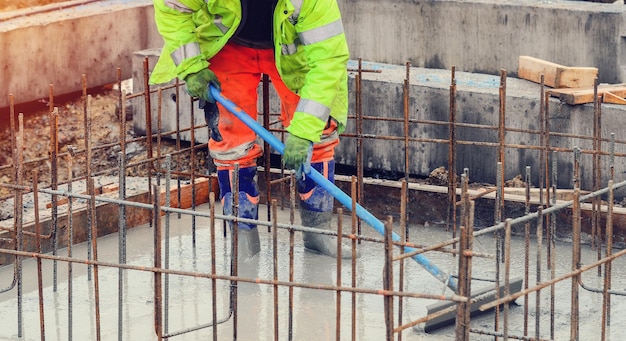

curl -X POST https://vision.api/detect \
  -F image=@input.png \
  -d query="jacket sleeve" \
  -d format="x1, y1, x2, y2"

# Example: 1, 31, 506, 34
286, 0, 350, 142
153, 0, 209, 81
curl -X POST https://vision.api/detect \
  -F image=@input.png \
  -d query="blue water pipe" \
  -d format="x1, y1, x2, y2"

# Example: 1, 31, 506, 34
209, 86, 458, 292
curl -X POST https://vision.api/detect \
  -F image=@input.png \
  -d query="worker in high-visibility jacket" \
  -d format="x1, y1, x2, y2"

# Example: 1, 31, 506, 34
150, 0, 352, 259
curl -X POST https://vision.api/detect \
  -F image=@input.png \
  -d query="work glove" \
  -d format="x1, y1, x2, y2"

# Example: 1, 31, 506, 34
283, 134, 312, 179
184, 68, 220, 102
200, 99, 223, 142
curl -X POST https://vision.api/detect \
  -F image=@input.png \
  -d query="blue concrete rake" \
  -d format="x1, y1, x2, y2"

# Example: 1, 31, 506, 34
209, 85, 522, 331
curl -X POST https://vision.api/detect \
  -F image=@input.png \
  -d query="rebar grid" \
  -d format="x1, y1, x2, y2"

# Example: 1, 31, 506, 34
0, 59, 625, 341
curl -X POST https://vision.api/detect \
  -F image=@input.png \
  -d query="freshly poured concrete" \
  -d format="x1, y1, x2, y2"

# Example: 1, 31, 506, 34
1, 202, 625, 340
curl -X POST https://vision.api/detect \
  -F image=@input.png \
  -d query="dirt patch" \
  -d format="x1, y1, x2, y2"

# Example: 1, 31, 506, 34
0, 87, 209, 201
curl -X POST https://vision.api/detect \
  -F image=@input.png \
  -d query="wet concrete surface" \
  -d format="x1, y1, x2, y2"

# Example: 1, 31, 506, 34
1, 202, 626, 340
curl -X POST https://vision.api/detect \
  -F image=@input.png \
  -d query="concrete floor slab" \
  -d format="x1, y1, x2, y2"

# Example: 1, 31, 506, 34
1, 201, 625, 340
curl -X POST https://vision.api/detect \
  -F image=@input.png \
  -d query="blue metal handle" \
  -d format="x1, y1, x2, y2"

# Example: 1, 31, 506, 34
210, 86, 457, 292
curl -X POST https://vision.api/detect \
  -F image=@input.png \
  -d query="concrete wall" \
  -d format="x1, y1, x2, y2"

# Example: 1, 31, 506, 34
339, 0, 626, 83
132, 49, 626, 193
2, 0, 625, 108
4, 0, 626, 192
335, 61, 626, 192
0, 0, 160, 108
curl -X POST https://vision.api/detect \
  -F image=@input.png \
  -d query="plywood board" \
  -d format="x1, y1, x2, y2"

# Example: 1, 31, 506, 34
518, 56, 598, 88
548, 84, 626, 105
603, 92, 626, 105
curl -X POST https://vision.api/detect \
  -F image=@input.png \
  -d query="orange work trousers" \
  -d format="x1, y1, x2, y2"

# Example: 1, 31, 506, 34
208, 42, 339, 171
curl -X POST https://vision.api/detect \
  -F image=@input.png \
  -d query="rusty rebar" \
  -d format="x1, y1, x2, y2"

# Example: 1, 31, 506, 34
263, 75, 272, 232
336, 207, 343, 341
190, 95, 197, 245
50, 103, 60, 291
4, 62, 626, 341
383, 216, 394, 341
88, 178, 102, 341
448, 66, 458, 245
523, 166, 531, 336
356, 58, 364, 240
32, 172, 46, 341
272, 199, 279, 341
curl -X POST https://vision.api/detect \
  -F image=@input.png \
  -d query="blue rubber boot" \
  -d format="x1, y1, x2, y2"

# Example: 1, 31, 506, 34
219, 167, 260, 260
298, 161, 355, 259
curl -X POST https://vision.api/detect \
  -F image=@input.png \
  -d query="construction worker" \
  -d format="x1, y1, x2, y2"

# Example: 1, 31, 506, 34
150, 0, 351, 259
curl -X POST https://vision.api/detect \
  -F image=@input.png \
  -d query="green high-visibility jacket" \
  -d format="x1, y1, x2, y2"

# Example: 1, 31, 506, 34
151, 0, 349, 142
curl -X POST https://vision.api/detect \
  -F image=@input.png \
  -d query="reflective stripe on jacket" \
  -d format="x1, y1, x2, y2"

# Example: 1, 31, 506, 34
150, 0, 349, 141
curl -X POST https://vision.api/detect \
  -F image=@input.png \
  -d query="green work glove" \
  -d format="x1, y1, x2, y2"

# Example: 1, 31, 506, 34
283, 134, 312, 179
184, 68, 220, 102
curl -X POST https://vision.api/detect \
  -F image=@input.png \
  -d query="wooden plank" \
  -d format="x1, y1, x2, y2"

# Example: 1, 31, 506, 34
518, 56, 598, 88
603, 91, 626, 105
547, 84, 626, 105
45, 184, 108, 209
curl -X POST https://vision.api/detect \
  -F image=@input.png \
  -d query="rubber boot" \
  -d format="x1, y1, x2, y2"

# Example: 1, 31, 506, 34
219, 167, 260, 260
298, 161, 356, 259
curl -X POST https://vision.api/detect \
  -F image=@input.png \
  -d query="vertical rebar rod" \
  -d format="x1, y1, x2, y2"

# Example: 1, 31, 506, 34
1, 94, 19, 298
67, 150, 75, 341
595, 95, 603, 275
143, 58, 154, 218
494, 163, 502, 336
231, 164, 240, 340
571, 188, 581, 341
571, 147, 581, 341
610, 133, 615, 182
117, 68, 125, 155
272, 199, 279, 341
117, 72, 128, 341
403, 62, 410, 240
83, 93, 93, 280
288, 174, 296, 341
534, 205, 543, 341
550, 150, 557, 341
497, 69, 506, 218
397, 180, 407, 341
175, 79, 182, 219
32, 172, 46, 341
350, 176, 358, 341
156, 88, 163, 189
383, 216, 394, 341
153, 184, 163, 341
466, 200, 474, 341
607, 133, 615, 328
523, 166, 530, 336
88, 178, 102, 341
263, 75, 272, 231
503, 218, 512, 340
209, 192, 218, 341
190, 97, 197, 246
49, 102, 59, 292
117, 151, 126, 341
16, 113, 24, 338
591, 81, 599, 253
163, 155, 171, 335
9, 95, 18, 293
456, 172, 472, 341
536, 76, 546, 341
544, 91, 552, 270
538, 77, 545, 209
601, 180, 614, 341
448, 66, 457, 244
356, 58, 364, 240
336, 208, 343, 341
9, 94, 16, 190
